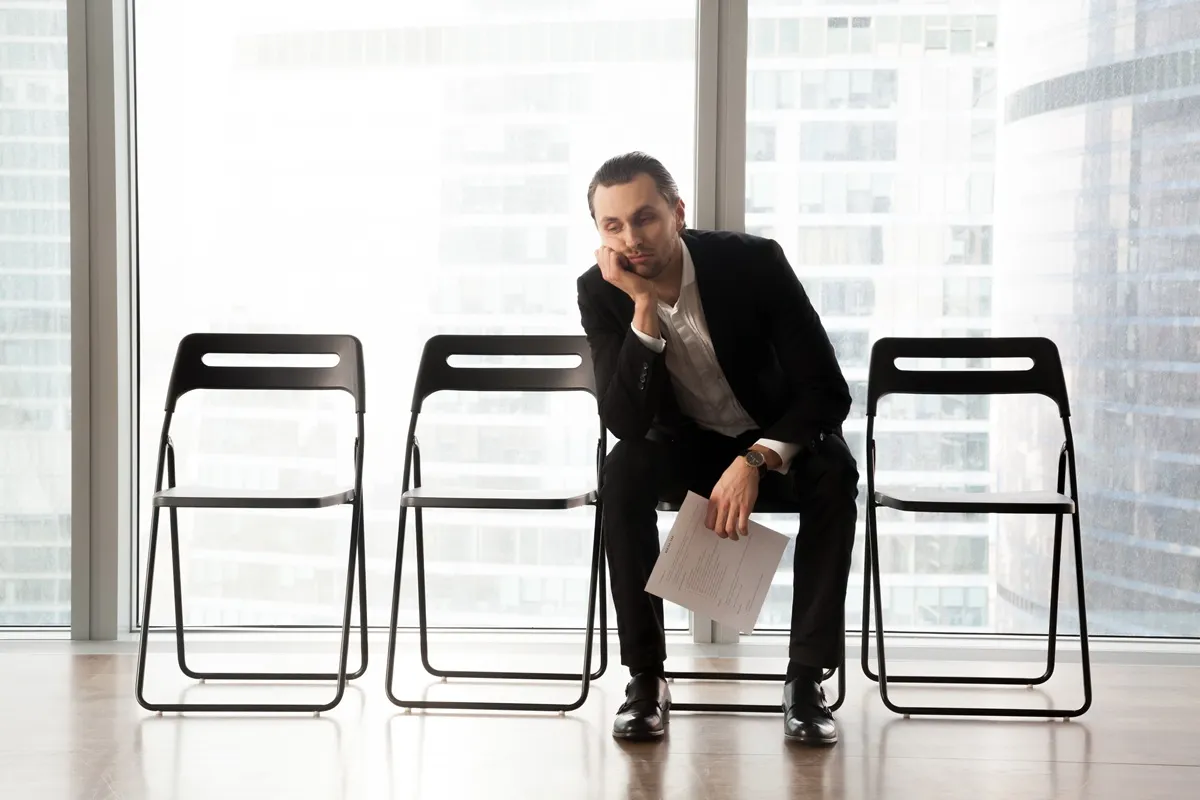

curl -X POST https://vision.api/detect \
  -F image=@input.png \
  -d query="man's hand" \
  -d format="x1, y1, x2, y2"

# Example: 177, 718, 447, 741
705, 457, 760, 541
596, 245, 655, 303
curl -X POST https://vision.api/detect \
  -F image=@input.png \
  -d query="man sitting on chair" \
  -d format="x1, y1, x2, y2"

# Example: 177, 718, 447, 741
576, 152, 859, 746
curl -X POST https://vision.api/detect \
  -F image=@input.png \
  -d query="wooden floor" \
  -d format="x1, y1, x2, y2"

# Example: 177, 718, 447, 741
2, 640, 1198, 799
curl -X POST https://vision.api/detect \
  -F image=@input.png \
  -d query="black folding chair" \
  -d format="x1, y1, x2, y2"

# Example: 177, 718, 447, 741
655, 499, 846, 714
134, 333, 368, 714
860, 336, 1092, 718
383, 334, 607, 713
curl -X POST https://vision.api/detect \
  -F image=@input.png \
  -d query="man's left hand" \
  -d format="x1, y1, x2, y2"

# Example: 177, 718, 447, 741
705, 458, 760, 541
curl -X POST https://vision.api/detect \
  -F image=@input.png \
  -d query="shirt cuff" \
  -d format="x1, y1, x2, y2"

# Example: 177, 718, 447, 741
755, 439, 800, 474
630, 322, 666, 353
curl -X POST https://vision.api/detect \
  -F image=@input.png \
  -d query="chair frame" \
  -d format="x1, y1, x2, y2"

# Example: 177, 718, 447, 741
859, 336, 1092, 718
383, 334, 608, 714
655, 500, 845, 715
134, 333, 369, 714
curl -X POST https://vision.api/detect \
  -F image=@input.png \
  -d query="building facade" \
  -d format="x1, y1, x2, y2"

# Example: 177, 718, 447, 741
0, 0, 71, 627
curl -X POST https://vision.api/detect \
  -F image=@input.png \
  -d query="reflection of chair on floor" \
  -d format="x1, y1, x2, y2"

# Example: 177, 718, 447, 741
134, 333, 368, 714
861, 336, 1092, 718
383, 334, 607, 713
653, 498, 845, 715
137, 706, 347, 798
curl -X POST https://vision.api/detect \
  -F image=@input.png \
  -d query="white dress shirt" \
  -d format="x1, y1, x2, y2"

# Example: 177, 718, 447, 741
630, 241, 800, 474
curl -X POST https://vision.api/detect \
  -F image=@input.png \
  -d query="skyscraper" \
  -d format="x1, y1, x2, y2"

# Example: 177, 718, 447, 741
0, 0, 71, 627
994, 0, 1200, 636
745, 2, 999, 632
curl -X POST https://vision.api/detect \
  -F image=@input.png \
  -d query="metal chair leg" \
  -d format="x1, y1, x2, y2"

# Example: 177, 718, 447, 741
169, 501, 369, 685
135, 497, 363, 713
385, 493, 604, 713
666, 646, 847, 714
865, 447, 1091, 717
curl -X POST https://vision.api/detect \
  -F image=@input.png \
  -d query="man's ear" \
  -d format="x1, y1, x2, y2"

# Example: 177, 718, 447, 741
675, 198, 687, 231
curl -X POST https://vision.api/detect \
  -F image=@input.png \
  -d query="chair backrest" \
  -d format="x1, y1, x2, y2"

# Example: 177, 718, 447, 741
164, 333, 366, 413
410, 334, 596, 412
866, 337, 1070, 418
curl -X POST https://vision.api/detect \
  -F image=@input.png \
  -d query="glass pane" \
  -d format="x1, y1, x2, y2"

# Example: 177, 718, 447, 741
0, 0, 71, 627
752, 0, 1200, 640
749, 0, 996, 636
134, 1, 696, 631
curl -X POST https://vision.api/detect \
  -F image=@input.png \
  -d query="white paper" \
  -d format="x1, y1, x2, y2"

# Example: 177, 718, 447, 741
645, 491, 790, 634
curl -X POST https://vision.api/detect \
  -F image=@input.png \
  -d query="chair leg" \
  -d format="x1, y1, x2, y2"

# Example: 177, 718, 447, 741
665, 512, 846, 715
1069, 506, 1093, 717
591, 534, 608, 682
383, 506, 410, 707
667, 645, 847, 714
136, 499, 365, 713
349, 506, 369, 681
135, 507, 165, 711
413, 502, 609, 684
384, 501, 604, 713
862, 506, 1060, 688
169, 501, 369, 685
870, 492, 1091, 718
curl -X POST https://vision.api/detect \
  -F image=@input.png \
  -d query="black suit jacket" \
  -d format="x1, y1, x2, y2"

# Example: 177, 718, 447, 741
576, 229, 851, 447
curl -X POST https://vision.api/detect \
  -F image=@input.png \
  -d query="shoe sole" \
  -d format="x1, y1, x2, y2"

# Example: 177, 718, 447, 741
784, 732, 838, 747
612, 728, 667, 741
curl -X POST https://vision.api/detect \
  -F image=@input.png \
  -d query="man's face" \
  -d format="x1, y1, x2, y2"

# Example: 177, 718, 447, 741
592, 173, 685, 280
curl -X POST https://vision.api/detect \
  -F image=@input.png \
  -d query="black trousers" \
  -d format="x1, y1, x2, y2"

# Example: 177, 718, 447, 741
601, 427, 859, 673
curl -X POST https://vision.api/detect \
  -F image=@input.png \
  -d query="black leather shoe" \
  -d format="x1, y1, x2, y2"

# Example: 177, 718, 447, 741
782, 679, 838, 746
612, 673, 670, 741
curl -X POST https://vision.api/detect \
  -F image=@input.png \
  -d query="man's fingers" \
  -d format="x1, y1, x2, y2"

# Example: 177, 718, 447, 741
717, 506, 730, 538
738, 505, 751, 538
720, 504, 736, 539
705, 497, 718, 531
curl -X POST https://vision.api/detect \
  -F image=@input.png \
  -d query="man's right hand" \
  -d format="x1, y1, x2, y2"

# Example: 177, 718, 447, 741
596, 246, 656, 303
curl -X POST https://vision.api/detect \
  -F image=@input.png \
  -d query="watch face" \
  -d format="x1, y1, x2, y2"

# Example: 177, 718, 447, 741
745, 450, 766, 468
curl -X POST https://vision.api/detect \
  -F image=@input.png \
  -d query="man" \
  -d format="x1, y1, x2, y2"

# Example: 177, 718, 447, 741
576, 152, 858, 746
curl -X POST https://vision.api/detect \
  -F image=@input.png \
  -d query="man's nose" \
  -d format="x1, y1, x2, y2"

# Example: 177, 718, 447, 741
623, 230, 643, 251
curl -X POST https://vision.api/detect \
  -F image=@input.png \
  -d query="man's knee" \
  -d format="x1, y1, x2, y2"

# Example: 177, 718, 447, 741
602, 438, 662, 502
815, 434, 860, 501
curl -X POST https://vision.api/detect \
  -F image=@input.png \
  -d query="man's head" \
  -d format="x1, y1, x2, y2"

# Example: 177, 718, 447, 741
588, 152, 686, 280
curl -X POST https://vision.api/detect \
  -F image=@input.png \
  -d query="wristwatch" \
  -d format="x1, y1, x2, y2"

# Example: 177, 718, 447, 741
740, 449, 768, 476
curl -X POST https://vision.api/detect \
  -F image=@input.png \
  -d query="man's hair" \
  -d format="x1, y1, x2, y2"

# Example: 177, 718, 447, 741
587, 151, 680, 220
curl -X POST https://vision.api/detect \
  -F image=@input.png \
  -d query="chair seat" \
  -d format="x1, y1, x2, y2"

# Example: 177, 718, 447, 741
656, 499, 802, 514
875, 488, 1074, 514
153, 486, 355, 509
402, 486, 597, 510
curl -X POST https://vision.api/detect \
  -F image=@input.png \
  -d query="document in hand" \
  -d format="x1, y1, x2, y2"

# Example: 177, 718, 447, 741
645, 491, 790, 634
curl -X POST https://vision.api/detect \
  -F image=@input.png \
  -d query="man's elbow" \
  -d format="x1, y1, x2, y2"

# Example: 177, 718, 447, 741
597, 400, 651, 442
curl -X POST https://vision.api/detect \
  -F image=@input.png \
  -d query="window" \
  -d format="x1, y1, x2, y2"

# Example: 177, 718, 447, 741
134, 2, 697, 631
795, 226, 884, 265
799, 121, 897, 161
971, 120, 996, 159
828, 330, 870, 367
973, 68, 997, 109
946, 225, 993, 265
747, 124, 776, 161
943, 277, 992, 317
814, 279, 875, 317
746, 173, 776, 213
0, 1, 71, 628
750, 19, 776, 57
750, 69, 798, 110
801, 69, 897, 110
0, 2, 71, 626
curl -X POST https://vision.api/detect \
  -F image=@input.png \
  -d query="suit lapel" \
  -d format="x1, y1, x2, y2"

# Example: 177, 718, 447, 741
683, 231, 741, 384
